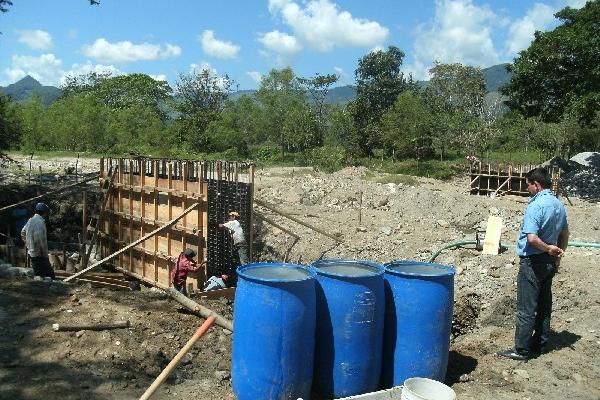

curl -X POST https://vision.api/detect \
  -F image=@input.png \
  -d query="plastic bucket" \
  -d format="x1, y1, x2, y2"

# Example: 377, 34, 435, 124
401, 377, 456, 400
232, 262, 316, 400
311, 259, 385, 398
382, 261, 455, 387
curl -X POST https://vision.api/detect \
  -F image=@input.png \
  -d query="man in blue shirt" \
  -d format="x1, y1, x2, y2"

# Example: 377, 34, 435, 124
498, 168, 569, 360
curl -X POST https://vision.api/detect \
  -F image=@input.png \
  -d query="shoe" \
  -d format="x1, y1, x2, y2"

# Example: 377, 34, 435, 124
496, 348, 533, 361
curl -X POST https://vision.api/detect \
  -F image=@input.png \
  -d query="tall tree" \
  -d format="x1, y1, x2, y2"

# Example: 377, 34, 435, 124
298, 73, 338, 144
381, 91, 433, 159
256, 67, 307, 160
425, 63, 487, 157
0, 93, 20, 160
61, 72, 172, 121
351, 46, 415, 156
174, 69, 232, 152
502, 1, 600, 125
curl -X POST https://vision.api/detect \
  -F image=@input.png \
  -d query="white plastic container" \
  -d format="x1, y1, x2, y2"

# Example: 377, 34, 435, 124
401, 378, 456, 400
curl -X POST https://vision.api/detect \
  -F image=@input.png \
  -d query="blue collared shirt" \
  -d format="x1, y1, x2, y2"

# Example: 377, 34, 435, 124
516, 189, 568, 257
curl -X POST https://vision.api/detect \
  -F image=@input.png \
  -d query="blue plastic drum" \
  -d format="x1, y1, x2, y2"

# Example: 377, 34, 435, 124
311, 259, 385, 398
381, 261, 455, 387
232, 263, 316, 400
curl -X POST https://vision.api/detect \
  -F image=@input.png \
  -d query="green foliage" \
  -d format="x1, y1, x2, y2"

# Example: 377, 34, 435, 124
300, 146, 347, 172
174, 69, 233, 152
372, 174, 419, 186
0, 93, 21, 152
502, 1, 600, 125
381, 91, 434, 159
352, 46, 416, 156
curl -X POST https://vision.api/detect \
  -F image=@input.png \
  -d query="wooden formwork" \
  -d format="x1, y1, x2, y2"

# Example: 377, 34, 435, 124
469, 163, 561, 197
97, 157, 254, 291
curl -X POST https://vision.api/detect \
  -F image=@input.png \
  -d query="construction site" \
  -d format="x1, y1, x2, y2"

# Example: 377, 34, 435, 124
1, 153, 599, 400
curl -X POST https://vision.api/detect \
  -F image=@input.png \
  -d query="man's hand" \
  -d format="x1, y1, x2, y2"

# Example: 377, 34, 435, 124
546, 244, 564, 258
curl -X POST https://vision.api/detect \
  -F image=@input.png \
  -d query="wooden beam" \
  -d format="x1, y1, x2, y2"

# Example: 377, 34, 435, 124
254, 210, 300, 239
64, 202, 199, 282
0, 175, 98, 212
254, 198, 343, 242
110, 265, 233, 331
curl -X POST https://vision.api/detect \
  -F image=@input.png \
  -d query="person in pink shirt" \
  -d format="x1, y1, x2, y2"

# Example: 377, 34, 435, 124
171, 248, 202, 295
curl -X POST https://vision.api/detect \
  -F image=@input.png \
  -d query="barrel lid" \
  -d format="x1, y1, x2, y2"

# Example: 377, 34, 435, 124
311, 259, 384, 278
237, 262, 314, 282
384, 260, 455, 277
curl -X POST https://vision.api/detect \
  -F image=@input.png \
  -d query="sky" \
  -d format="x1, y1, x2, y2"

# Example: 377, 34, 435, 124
0, 0, 588, 89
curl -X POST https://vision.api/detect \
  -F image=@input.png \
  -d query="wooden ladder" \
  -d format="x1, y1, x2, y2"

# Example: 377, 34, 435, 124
80, 165, 118, 270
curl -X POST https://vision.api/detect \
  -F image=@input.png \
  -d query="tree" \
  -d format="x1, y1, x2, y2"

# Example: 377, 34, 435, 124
502, 1, 600, 125
381, 91, 433, 159
298, 73, 338, 143
351, 46, 415, 156
424, 63, 487, 157
255, 67, 307, 160
0, 93, 20, 160
174, 69, 232, 152
61, 72, 172, 121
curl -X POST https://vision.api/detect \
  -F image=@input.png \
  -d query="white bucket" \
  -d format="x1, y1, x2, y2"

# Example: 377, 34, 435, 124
401, 378, 456, 400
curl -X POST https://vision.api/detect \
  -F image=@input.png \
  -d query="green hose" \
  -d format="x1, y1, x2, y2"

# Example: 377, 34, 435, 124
428, 240, 600, 263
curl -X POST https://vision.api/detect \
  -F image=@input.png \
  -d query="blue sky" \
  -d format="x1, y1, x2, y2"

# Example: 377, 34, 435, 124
0, 0, 587, 89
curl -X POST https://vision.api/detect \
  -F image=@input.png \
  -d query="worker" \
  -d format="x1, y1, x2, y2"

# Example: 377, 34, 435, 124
171, 248, 203, 296
21, 202, 55, 279
498, 167, 569, 360
218, 211, 248, 266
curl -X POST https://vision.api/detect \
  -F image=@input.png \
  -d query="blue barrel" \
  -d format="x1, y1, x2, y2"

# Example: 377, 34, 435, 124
381, 261, 455, 387
232, 263, 316, 400
311, 259, 385, 398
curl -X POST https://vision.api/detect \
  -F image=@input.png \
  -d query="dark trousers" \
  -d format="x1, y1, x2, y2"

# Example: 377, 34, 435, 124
515, 254, 556, 354
31, 256, 55, 279
173, 282, 188, 296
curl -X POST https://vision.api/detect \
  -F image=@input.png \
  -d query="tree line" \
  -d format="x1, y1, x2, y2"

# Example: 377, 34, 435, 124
1, 1, 598, 172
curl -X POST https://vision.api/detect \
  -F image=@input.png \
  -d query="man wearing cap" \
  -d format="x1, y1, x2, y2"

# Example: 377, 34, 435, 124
171, 248, 203, 296
219, 211, 248, 266
21, 202, 55, 279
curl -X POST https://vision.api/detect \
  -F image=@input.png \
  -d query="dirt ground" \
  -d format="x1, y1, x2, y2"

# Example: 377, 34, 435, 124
1, 156, 600, 399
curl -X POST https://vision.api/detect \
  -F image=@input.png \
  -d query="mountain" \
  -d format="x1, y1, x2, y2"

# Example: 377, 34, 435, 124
0, 75, 62, 106
482, 63, 511, 92
0, 64, 512, 108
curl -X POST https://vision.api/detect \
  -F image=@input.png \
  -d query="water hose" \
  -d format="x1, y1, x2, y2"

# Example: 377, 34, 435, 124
428, 240, 600, 262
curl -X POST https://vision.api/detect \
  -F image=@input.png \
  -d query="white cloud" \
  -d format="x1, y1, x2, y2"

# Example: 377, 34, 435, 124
2, 53, 126, 86
81, 38, 181, 64
563, 0, 587, 7
190, 61, 217, 75
246, 71, 262, 84
200, 30, 240, 59
406, 0, 501, 80
4, 54, 63, 85
17, 30, 53, 51
149, 74, 167, 82
267, 0, 389, 52
61, 61, 123, 85
505, 3, 555, 55
258, 30, 303, 56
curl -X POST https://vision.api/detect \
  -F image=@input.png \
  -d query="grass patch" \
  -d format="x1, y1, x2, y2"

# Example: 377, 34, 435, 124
361, 158, 463, 180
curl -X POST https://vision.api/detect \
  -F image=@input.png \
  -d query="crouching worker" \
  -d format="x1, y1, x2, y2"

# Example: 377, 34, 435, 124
21, 202, 55, 280
171, 248, 203, 296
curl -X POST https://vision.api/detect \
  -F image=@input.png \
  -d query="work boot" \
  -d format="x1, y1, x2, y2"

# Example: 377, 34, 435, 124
496, 348, 534, 361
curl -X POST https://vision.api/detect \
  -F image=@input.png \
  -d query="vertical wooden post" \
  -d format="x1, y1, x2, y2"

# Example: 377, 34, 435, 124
153, 160, 159, 282
141, 159, 146, 279
182, 163, 188, 253
82, 191, 87, 242
167, 162, 173, 264
248, 163, 254, 262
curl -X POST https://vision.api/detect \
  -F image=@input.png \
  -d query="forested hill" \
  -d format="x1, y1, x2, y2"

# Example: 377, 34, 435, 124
1, 64, 511, 106
0, 75, 62, 106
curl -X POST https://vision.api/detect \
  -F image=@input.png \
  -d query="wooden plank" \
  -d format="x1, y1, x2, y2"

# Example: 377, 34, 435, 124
64, 202, 199, 282
482, 216, 502, 255
195, 287, 236, 301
